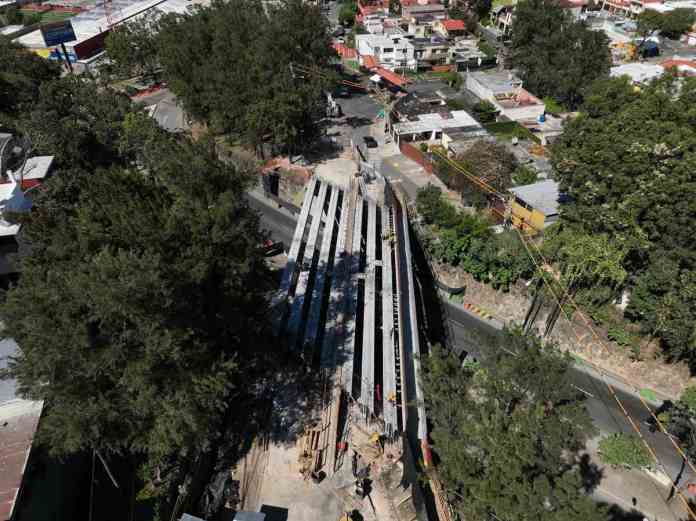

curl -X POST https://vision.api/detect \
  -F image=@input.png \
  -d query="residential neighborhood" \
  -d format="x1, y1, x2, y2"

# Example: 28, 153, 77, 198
2, 0, 696, 520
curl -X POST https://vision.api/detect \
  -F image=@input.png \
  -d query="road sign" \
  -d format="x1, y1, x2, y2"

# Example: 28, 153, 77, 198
40, 21, 77, 47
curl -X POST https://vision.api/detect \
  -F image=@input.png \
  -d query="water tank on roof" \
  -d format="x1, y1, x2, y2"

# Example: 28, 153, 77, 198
538, 113, 546, 123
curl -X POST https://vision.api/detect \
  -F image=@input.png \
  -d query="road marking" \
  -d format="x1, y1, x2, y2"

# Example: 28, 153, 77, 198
572, 384, 595, 398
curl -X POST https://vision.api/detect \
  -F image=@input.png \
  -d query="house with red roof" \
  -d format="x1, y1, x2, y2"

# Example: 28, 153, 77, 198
435, 18, 467, 39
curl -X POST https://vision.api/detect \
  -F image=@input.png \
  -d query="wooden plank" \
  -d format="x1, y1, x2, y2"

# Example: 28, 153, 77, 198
303, 187, 341, 355
360, 201, 377, 414
381, 205, 397, 434
286, 182, 329, 350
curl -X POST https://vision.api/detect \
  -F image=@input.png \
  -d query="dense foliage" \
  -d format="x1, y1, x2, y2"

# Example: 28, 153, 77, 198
552, 75, 696, 364
0, 49, 273, 517
0, 37, 59, 123
423, 330, 603, 521
104, 10, 162, 80
637, 8, 696, 40
417, 185, 533, 289
154, 0, 335, 152
510, 0, 611, 109
338, 1, 357, 26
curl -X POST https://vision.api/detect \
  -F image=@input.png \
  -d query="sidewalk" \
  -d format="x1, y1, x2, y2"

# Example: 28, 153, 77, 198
585, 438, 688, 521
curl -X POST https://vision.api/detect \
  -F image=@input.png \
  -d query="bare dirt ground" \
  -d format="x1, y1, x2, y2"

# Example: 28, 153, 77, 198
435, 262, 696, 399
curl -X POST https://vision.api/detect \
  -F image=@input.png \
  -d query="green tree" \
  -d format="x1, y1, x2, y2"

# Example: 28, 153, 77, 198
661, 8, 696, 39
471, 99, 497, 123
1, 113, 269, 466
423, 331, 603, 521
17, 76, 134, 169
0, 36, 59, 122
663, 386, 696, 461
598, 433, 652, 469
104, 10, 161, 79
636, 8, 664, 43
542, 226, 627, 308
510, 0, 611, 109
512, 165, 539, 186
338, 1, 357, 26
552, 74, 696, 363
156, 0, 334, 153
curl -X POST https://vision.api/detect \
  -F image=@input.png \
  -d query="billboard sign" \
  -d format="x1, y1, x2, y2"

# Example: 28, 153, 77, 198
40, 21, 77, 47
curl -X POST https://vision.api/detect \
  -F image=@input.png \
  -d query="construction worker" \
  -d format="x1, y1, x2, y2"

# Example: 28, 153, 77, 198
387, 391, 397, 405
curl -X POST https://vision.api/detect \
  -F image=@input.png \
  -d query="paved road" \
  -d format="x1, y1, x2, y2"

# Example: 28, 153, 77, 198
444, 300, 693, 485
246, 192, 297, 248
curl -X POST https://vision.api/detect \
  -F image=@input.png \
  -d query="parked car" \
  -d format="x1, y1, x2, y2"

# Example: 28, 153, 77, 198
363, 136, 378, 148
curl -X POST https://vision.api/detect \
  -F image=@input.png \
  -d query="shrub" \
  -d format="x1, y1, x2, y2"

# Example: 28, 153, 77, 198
416, 186, 533, 290
607, 326, 632, 346
512, 165, 539, 186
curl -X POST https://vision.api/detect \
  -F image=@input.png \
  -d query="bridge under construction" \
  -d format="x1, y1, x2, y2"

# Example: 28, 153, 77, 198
273, 172, 429, 475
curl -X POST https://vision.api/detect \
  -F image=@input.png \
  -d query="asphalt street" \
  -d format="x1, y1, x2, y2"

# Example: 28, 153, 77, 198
445, 300, 693, 485
250, 194, 694, 487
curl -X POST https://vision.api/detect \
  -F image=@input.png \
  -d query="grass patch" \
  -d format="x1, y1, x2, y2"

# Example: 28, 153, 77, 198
639, 388, 658, 402
484, 121, 540, 143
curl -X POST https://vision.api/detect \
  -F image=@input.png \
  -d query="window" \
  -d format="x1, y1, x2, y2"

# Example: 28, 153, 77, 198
383, 47, 394, 53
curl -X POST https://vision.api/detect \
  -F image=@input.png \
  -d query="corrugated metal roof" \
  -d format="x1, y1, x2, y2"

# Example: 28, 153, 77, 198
510, 180, 560, 216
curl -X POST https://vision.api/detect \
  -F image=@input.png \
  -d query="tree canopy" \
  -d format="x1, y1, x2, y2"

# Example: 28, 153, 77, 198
552, 74, 696, 364
2, 105, 269, 462
637, 8, 696, 40
510, 0, 611, 109
104, 10, 162, 80
0, 46, 274, 518
423, 330, 603, 521
0, 37, 60, 124
154, 0, 335, 152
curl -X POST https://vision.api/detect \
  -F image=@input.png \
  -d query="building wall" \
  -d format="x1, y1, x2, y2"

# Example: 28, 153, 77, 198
511, 200, 545, 233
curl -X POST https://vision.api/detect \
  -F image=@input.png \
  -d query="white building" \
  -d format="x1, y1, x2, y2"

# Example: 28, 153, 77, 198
391, 109, 483, 145
611, 62, 665, 83
466, 71, 545, 124
356, 32, 417, 71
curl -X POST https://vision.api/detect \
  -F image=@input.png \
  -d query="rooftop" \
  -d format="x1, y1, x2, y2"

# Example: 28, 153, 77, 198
403, 3, 445, 11
16, 156, 54, 181
510, 180, 560, 217
393, 109, 481, 134
610, 63, 665, 83
14, 0, 191, 54
442, 19, 466, 31
468, 70, 523, 95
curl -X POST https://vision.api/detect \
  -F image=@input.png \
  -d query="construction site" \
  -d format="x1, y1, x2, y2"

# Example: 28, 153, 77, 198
236, 166, 449, 521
